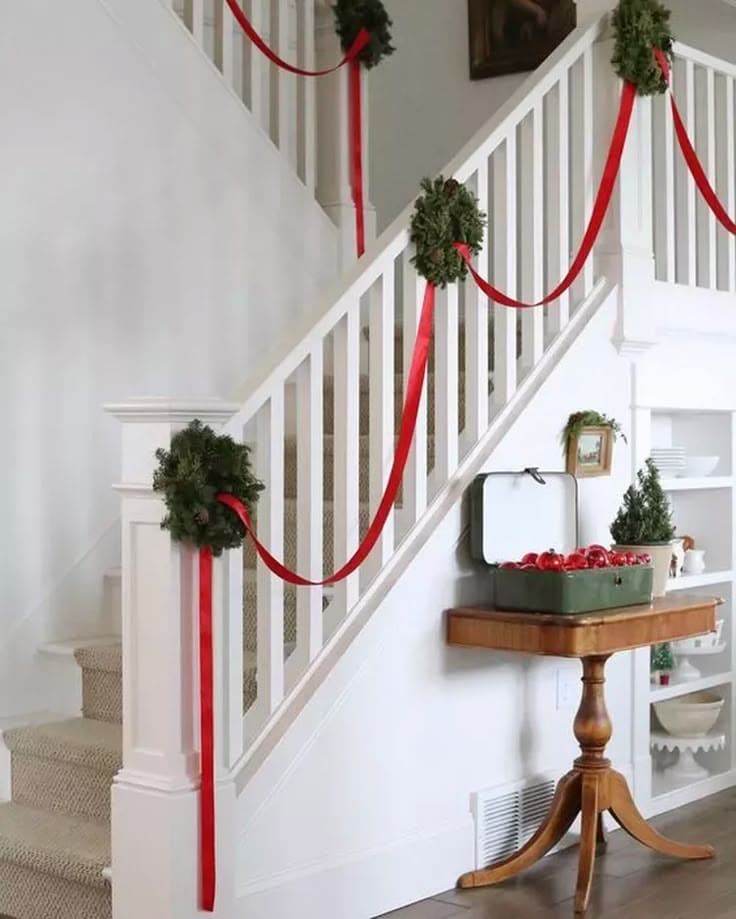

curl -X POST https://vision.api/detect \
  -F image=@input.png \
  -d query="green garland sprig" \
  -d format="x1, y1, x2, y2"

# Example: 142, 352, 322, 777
333, 0, 394, 70
611, 0, 674, 96
561, 411, 627, 454
152, 420, 264, 556
409, 177, 486, 288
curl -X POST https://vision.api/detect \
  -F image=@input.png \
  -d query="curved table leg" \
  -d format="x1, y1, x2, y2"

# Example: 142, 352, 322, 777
608, 771, 715, 860
458, 771, 582, 889
596, 813, 607, 850
574, 775, 600, 915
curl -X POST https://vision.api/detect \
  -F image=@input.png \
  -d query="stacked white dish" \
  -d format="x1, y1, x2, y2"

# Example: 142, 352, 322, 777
651, 447, 686, 477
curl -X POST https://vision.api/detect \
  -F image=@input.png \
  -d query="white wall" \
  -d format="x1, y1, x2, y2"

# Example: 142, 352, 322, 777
236, 289, 637, 918
0, 0, 338, 716
369, 0, 736, 231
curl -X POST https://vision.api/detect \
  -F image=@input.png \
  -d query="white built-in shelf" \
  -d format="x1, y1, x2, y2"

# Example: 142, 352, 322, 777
651, 766, 734, 802
661, 476, 734, 492
666, 570, 734, 591
650, 672, 732, 703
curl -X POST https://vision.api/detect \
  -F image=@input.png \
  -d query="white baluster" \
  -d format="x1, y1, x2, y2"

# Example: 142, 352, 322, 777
401, 257, 428, 524
215, 547, 244, 771
686, 59, 697, 285
728, 77, 736, 292
581, 47, 594, 298
705, 68, 717, 289
546, 72, 570, 336
332, 305, 360, 619
243, 0, 265, 129
664, 80, 676, 282
434, 282, 459, 483
294, 350, 324, 673
519, 103, 544, 371
255, 391, 285, 716
297, 0, 317, 191
570, 48, 594, 305
215, 0, 235, 85
465, 163, 490, 444
492, 133, 518, 409
369, 265, 395, 569
184, 0, 204, 44
271, 0, 297, 166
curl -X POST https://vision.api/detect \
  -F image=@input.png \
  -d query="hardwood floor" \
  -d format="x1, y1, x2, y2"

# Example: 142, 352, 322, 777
379, 788, 736, 918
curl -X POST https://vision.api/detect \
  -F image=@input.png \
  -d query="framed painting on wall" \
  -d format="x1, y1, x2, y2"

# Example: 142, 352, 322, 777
566, 426, 613, 478
468, 0, 577, 80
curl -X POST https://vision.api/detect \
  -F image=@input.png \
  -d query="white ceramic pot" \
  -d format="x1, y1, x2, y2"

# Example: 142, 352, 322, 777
683, 549, 706, 576
612, 543, 673, 598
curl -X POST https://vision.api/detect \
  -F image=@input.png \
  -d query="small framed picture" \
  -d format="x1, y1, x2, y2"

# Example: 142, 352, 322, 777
566, 426, 613, 478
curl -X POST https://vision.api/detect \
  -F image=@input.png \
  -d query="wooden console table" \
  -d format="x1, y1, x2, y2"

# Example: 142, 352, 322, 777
446, 593, 722, 916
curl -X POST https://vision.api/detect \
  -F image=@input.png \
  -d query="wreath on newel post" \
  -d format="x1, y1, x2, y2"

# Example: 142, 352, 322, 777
611, 0, 674, 96
152, 420, 263, 913
333, 0, 395, 69
409, 176, 486, 288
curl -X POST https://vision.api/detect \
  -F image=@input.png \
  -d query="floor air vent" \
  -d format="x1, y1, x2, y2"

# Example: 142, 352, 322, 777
472, 773, 557, 868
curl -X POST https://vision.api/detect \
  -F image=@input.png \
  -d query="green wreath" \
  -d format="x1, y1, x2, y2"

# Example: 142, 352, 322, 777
152, 420, 264, 556
333, 0, 394, 70
409, 177, 486, 288
611, 0, 674, 96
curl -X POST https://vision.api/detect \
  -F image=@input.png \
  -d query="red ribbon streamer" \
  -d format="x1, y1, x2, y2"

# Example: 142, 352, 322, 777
218, 282, 436, 584
455, 80, 637, 308
198, 548, 216, 912
224, 0, 369, 76
350, 59, 366, 258
655, 49, 736, 235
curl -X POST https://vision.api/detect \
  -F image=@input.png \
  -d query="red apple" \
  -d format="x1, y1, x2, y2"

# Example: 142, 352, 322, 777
537, 550, 565, 571
637, 553, 652, 565
500, 562, 519, 570
520, 552, 539, 566
610, 552, 627, 567
519, 563, 537, 570
625, 552, 639, 566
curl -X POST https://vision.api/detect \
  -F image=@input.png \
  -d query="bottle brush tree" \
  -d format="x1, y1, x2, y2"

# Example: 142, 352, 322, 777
651, 642, 675, 673
611, 458, 675, 545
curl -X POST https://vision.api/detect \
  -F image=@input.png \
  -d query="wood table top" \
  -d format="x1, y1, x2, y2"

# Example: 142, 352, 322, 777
447, 593, 723, 658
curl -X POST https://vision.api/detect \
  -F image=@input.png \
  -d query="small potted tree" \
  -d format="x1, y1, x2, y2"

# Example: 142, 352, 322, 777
610, 458, 675, 597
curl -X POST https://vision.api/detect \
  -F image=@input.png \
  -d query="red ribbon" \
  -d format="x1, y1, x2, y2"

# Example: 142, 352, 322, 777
455, 80, 637, 308
223, 1, 369, 259
655, 49, 736, 235
224, 0, 369, 76
218, 282, 436, 584
350, 59, 366, 258
198, 548, 216, 912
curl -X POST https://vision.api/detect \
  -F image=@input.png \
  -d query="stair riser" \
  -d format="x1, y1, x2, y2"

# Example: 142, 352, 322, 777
0, 863, 110, 919
80, 670, 122, 726
11, 754, 116, 824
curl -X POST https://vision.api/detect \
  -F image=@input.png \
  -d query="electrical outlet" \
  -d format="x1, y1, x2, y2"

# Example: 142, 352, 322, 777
556, 668, 579, 710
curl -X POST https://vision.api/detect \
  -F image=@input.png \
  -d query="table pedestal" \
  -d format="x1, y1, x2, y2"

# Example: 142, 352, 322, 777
458, 656, 714, 915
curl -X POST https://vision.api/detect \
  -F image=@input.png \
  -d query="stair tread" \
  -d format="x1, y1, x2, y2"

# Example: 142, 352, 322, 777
74, 643, 122, 674
0, 802, 110, 888
4, 719, 121, 773
40, 637, 121, 658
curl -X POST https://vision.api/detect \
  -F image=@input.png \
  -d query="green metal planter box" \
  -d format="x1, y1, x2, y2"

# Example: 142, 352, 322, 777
492, 564, 654, 615
470, 469, 655, 615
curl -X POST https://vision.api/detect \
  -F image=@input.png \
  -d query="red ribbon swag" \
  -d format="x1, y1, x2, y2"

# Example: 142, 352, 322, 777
195, 62, 646, 919
655, 49, 736, 236
223, 0, 368, 258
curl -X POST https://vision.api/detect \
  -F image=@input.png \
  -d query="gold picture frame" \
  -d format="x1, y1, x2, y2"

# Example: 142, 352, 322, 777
566, 425, 613, 478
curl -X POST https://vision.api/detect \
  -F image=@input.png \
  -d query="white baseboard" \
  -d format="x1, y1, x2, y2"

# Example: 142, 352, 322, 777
237, 818, 474, 919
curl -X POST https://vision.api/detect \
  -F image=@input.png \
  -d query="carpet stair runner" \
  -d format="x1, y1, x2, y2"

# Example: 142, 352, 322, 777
0, 646, 121, 919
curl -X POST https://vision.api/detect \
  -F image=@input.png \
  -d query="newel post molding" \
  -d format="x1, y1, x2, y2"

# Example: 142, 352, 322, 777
105, 398, 239, 919
594, 39, 658, 357
314, 0, 376, 268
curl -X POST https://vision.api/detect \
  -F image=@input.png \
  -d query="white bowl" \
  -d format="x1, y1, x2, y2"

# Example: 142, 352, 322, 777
654, 691, 724, 737
683, 455, 719, 478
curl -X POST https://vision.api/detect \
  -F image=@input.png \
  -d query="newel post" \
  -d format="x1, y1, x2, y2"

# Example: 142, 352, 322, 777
314, 0, 376, 268
595, 38, 658, 356
105, 399, 240, 919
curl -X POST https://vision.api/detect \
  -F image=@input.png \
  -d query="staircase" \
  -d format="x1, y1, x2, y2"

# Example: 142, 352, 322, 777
0, 644, 121, 919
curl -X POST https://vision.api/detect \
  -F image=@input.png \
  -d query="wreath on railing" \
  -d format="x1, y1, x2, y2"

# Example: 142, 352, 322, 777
611, 0, 674, 96
409, 177, 486, 288
152, 420, 264, 556
333, 0, 394, 69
